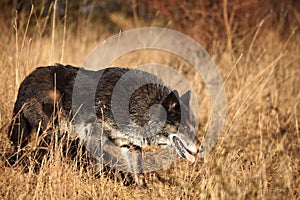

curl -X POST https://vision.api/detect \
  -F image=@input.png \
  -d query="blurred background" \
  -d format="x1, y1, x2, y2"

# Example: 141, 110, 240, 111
1, 0, 299, 51
0, 1, 299, 199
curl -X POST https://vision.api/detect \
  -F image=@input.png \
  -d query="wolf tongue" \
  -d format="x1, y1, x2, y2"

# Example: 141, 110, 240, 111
173, 136, 195, 163
182, 146, 195, 163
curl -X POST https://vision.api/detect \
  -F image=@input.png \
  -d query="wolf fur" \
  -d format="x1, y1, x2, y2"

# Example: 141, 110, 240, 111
8, 64, 197, 187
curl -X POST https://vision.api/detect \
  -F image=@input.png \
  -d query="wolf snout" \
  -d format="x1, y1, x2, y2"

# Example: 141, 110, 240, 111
169, 134, 197, 163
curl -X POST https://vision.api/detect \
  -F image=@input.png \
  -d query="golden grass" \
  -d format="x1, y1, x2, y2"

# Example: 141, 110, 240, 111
0, 8, 299, 200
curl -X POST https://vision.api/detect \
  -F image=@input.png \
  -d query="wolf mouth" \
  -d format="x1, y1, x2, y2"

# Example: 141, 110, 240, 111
172, 135, 195, 163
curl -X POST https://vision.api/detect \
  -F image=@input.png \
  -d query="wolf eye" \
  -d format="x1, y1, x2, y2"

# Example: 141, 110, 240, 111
168, 101, 178, 111
168, 101, 173, 109
158, 143, 168, 146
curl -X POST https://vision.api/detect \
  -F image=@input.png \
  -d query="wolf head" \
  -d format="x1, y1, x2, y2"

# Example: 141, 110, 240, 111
153, 89, 198, 163
92, 68, 198, 164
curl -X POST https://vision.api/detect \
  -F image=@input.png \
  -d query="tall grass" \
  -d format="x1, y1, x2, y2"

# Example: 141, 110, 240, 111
0, 1, 299, 199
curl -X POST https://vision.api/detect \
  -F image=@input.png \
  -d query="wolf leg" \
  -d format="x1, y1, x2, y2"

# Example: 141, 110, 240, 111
9, 98, 50, 146
8, 112, 31, 148
121, 146, 146, 187
8, 98, 51, 164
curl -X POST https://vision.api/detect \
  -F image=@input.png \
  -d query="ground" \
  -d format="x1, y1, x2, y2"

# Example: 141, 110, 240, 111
0, 1, 299, 199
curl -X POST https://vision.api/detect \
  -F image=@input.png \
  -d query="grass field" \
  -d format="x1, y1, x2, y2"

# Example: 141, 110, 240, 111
0, 2, 299, 199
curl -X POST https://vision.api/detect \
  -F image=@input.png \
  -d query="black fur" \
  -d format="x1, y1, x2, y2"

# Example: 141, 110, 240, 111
8, 64, 196, 186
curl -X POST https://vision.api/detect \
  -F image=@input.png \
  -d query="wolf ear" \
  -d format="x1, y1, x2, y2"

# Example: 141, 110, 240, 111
181, 90, 191, 107
172, 90, 179, 98
163, 90, 180, 111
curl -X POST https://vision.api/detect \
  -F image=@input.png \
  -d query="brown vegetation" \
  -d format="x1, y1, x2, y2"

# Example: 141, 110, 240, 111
0, 1, 299, 199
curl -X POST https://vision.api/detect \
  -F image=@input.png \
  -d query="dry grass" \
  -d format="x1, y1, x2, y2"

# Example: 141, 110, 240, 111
0, 3, 300, 200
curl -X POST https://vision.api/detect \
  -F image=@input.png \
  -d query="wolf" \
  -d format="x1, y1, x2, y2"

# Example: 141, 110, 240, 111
8, 64, 197, 186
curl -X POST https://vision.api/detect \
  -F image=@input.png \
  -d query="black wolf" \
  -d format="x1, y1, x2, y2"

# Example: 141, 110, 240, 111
8, 64, 197, 186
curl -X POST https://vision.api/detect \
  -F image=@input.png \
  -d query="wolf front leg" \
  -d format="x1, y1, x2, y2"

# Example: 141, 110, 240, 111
120, 146, 146, 188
